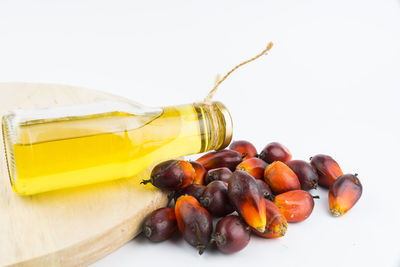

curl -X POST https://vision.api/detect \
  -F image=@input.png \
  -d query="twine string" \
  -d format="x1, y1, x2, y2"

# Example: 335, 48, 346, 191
203, 42, 274, 103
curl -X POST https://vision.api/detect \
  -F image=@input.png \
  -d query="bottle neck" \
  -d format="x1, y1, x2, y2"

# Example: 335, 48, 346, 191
193, 101, 233, 152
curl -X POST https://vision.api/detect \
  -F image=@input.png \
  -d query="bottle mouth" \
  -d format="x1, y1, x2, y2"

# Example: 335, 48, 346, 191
2, 114, 18, 189
212, 101, 233, 150
193, 101, 233, 152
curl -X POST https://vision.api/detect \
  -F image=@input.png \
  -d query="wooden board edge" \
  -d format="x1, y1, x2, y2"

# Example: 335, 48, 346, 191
4, 192, 168, 267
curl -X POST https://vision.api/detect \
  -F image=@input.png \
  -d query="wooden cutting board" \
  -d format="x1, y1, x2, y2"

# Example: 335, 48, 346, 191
0, 83, 169, 267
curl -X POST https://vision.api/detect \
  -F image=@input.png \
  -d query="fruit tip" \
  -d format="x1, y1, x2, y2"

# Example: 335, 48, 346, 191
255, 226, 266, 233
279, 222, 288, 236
143, 226, 152, 238
330, 208, 343, 217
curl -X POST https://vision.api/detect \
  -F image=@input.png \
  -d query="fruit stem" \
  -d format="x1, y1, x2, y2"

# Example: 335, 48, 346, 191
264, 192, 275, 201
197, 245, 206, 255
200, 198, 210, 207
203, 42, 274, 103
241, 153, 248, 159
140, 179, 151, 185
311, 181, 318, 190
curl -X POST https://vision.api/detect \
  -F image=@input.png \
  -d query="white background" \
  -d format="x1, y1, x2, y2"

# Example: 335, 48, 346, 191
1, 1, 400, 266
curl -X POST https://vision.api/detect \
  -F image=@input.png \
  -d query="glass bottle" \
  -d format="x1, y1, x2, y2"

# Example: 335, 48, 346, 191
2, 100, 232, 195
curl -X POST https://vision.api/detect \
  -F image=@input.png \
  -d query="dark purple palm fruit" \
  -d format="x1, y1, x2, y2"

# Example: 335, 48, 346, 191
256, 179, 274, 201
212, 215, 251, 254
196, 149, 243, 171
200, 180, 234, 217
286, 160, 318, 190
174, 184, 206, 202
142, 207, 177, 242
205, 167, 232, 184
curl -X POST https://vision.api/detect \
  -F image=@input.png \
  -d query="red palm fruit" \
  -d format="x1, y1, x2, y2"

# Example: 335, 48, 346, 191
229, 140, 258, 160
252, 199, 288, 238
310, 154, 343, 188
259, 142, 292, 164
141, 160, 194, 191
175, 196, 213, 254
142, 207, 177, 242
228, 170, 267, 233
205, 167, 232, 184
329, 174, 362, 217
196, 149, 243, 171
273, 190, 315, 222
174, 184, 206, 202
286, 160, 318, 191
236, 158, 268, 180
256, 179, 274, 201
200, 181, 234, 217
264, 161, 301, 194
190, 161, 207, 185
212, 215, 251, 254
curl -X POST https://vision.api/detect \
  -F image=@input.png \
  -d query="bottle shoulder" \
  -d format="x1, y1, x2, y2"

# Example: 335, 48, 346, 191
2, 101, 163, 145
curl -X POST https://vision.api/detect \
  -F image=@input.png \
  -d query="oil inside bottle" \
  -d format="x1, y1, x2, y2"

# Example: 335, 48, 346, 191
2, 101, 231, 195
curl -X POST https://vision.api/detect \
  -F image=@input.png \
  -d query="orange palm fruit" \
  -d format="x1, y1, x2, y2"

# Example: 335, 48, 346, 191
252, 199, 288, 238
227, 170, 267, 233
190, 161, 207, 185
229, 140, 258, 160
264, 161, 301, 194
175, 195, 213, 254
329, 174, 362, 217
273, 190, 315, 222
236, 157, 268, 179
310, 154, 343, 188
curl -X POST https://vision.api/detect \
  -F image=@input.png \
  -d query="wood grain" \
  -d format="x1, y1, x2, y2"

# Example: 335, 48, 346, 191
0, 83, 168, 266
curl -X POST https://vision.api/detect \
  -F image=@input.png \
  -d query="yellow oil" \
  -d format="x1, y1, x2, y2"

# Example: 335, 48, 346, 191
8, 104, 214, 195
